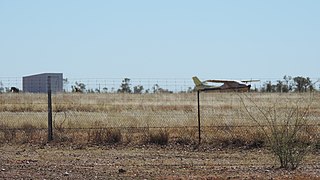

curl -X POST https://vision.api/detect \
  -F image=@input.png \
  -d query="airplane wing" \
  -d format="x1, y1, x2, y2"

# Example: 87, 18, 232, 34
241, 80, 260, 83
205, 79, 239, 83
206, 79, 260, 83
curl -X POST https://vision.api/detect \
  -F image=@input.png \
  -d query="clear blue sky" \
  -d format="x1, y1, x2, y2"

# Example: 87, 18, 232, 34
1, 0, 319, 80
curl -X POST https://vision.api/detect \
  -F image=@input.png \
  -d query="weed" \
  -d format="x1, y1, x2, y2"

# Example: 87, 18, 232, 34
88, 128, 122, 145
173, 127, 197, 145
147, 129, 169, 145
240, 93, 315, 170
21, 122, 38, 143
0, 123, 16, 143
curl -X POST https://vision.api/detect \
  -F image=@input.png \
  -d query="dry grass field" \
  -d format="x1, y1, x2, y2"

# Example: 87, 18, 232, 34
0, 92, 319, 178
0, 92, 319, 144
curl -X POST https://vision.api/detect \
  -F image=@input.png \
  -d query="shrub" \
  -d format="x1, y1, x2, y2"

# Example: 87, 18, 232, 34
88, 128, 122, 145
173, 127, 197, 145
147, 129, 169, 145
241, 94, 314, 170
0, 123, 16, 143
21, 123, 38, 143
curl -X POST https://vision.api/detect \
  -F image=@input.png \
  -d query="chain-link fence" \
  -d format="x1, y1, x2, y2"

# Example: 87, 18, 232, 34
1, 76, 320, 93
0, 77, 319, 146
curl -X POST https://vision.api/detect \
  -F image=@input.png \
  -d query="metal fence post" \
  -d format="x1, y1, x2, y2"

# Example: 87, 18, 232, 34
197, 90, 201, 144
47, 76, 53, 142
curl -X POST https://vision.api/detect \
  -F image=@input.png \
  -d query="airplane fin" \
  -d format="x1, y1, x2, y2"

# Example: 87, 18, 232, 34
192, 76, 203, 86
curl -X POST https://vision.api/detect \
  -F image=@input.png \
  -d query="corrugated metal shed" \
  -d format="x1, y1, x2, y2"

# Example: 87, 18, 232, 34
23, 73, 63, 93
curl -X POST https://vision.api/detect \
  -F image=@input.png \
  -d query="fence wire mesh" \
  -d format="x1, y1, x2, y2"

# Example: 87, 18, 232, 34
0, 78, 319, 145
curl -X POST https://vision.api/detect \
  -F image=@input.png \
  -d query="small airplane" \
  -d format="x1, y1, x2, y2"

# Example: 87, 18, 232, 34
192, 76, 259, 92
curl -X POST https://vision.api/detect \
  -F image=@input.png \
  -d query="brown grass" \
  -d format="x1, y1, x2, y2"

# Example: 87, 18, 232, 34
0, 92, 319, 148
0, 92, 319, 178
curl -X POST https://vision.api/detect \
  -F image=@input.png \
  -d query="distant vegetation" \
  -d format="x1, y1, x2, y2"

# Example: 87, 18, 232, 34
67, 78, 174, 94
67, 75, 318, 94
0, 75, 319, 94
72, 75, 318, 94
260, 75, 317, 93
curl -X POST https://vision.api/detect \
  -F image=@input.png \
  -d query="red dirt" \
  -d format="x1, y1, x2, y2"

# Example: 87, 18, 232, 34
0, 144, 319, 179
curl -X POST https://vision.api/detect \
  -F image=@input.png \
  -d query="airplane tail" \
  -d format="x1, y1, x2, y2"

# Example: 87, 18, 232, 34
192, 76, 203, 86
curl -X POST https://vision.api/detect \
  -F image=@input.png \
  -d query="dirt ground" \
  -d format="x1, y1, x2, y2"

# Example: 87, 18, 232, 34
0, 144, 319, 179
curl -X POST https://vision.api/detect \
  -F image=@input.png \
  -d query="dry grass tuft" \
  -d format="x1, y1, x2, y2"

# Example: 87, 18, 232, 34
145, 129, 169, 145
88, 128, 122, 145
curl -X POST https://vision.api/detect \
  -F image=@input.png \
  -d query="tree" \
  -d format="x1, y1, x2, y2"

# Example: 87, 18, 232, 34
275, 80, 284, 93
187, 87, 194, 93
152, 84, 160, 93
87, 89, 95, 93
283, 75, 293, 92
63, 78, 69, 92
0, 81, 4, 93
275, 79, 290, 93
263, 81, 276, 93
72, 82, 86, 93
133, 85, 144, 94
152, 84, 173, 93
118, 78, 132, 93
293, 76, 312, 92
95, 88, 101, 93
102, 87, 108, 93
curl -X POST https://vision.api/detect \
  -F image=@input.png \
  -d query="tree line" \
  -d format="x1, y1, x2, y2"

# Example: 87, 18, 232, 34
0, 75, 318, 94
260, 75, 318, 93
69, 76, 319, 94
70, 78, 174, 94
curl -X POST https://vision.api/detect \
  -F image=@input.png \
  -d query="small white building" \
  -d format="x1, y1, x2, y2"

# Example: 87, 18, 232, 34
23, 73, 63, 93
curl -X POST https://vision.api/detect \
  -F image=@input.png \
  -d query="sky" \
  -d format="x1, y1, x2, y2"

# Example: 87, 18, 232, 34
0, 0, 319, 80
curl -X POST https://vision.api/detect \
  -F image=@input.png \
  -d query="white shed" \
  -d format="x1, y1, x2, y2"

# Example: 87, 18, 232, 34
23, 73, 63, 93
